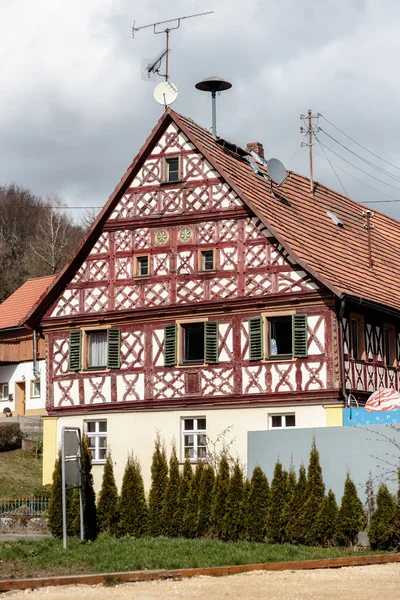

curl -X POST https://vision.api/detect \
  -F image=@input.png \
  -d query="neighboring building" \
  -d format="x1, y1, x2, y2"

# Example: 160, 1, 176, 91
24, 109, 400, 491
0, 276, 56, 417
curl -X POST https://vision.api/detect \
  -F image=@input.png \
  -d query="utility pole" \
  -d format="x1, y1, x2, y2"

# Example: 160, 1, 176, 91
300, 110, 320, 197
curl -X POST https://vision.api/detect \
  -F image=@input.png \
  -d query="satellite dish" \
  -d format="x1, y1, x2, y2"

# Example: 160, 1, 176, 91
154, 81, 178, 106
267, 158, 287, 186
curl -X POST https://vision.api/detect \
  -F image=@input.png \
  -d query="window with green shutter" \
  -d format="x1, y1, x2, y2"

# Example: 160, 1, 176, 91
107, 328, 121, 369
69, 330, 82, 372
164, 324, 177, 367
205, 321, 219, 364
292, 314, 308, 358
249, 316, 263, 361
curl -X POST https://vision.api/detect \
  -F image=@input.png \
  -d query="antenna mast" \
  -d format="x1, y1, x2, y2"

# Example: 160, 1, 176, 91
132, 11, 214, 82
300, 109, 320, 197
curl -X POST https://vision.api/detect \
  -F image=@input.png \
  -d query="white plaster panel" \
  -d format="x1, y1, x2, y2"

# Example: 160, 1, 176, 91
301, 362, 327, 390
120, 332, 145, 369
84, 376, 112, 404
308, 315, 325, 355
241, 321, 249, 360
51, 288, 80, 317
218, 324, 233, 362
116, 373, 145, 402
271, 364, 296, 392
54, 378, 79, 407
152, 329, 164, 367
242, 366, 266, 394
220, 247, 237, 270
153, 371, 185, 399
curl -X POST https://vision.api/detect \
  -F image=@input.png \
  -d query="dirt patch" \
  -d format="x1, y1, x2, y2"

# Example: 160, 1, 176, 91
3, 563, 400, 599
0, 562, 86, 580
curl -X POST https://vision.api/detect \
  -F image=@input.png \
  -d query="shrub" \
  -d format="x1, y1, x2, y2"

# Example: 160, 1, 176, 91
286, 463, 308, 545
118, 454, 147, 537
369, 483, 397, 550
246, 466, 270, 542
211, 454, 230, 539
97, 452, 119, 535
304, 440, 325, 545
148, 434, 169, 537
183, 462, 204, 538
162, 443, 181, 537
197, 464, 215, 537
70, 435, 97, 540
48, 450, 63, 538
0, 423, 23, 451
223, 461, 245, 541
176, 459, 193, 536
266, 461, 289, 544
315, 489, 338, 547
336, 473, 365, 547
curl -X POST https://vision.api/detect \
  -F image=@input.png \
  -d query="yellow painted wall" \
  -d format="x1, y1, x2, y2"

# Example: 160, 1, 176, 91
53, 404, 327, 492
325, 405, 343, 427
42, 417, 58, 485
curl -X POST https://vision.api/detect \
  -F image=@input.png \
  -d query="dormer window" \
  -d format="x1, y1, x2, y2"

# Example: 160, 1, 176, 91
165, 157, 180, 182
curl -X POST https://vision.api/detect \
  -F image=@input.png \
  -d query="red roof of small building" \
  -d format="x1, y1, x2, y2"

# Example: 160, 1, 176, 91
0, 275, 57, 330
24, 108, 400, 323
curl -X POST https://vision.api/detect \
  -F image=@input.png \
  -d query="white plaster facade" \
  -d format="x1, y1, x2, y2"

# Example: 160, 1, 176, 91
49, 403, 329, 492
0, 359, 46, 416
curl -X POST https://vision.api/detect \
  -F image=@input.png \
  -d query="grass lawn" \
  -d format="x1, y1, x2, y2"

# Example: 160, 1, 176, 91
0, 536, 385, 580
0, 449, 42, 497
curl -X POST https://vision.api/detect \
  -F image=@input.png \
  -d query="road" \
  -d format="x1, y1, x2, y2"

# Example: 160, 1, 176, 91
3, 563, 400, 599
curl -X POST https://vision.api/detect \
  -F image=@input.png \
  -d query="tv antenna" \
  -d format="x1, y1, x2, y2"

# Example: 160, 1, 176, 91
133, 11, 214, 82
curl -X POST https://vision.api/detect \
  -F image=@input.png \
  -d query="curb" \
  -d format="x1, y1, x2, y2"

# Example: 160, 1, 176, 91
0, 553, 399, 593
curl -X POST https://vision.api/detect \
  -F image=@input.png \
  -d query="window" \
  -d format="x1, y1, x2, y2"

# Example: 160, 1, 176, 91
199, 249, 215, 271
248, 314, 308, 361
86, 420, 107, 462
31, 379, 41, 398
270, 414, 296, 429
69, 328, 121, 372
350, 314, 365, 361
87, 331, 107, 369
166, 157, 180, 182
0, 384, 8, 401
182, 417, 207, 461
384, 325, 396, 367
134, 255, 150, 277
268, 316, 292, 357
182, 322, 204, 364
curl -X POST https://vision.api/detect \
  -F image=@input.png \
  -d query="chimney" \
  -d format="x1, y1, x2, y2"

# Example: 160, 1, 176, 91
246, 142, 264, 159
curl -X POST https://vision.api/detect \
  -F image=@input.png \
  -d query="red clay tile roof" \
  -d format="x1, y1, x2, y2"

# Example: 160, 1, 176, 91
0, 275, 57, 330
25, 108, 400, 324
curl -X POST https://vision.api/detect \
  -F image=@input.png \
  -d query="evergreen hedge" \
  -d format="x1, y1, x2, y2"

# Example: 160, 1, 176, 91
97, 452, 119, 536
246, 466, 269, 542
162, 443, 181, 538
369, 483, 396, 550
183, 462, 204, 538
223, 462, 245, 541
336, 473, 365, 547
176, 459, 193, 536
266, 461, 288, 544
148, 435, 169, 537
304, 440, 325, 546
211, 454, 230, 539
118, 454, 148, 537
285, 463, 308, 545
197, 464, 216, 537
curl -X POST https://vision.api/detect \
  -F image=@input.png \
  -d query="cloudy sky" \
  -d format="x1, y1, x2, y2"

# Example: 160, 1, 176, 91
2, 0, 400, 220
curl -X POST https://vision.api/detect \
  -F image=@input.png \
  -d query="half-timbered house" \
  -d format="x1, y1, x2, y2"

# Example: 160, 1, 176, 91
25, 109, 400, 490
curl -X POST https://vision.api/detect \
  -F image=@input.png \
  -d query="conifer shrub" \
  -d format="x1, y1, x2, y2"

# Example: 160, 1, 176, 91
48, 450, 63, 538
336, 473, 365, 547
241, 478, 251, 540
97, 452, 119, 536
176, 459, 193, 536
281, 463, 296, 543
118, 454, 148, 537
303, 440, 325, 545
246, 466, 270, 542
392, 469, 400, 547
161, 443, 181, 538
315, 489, 338, 547
183, 462, 204, 538
266, 461, 288, 544
74, 435, 97, 541
148, 434, 169, 537
369, 483, 397, 550
223, 461, 245, 541
197, 464, 216, 537
285, 463, 308, 545
211, 454, 230, 539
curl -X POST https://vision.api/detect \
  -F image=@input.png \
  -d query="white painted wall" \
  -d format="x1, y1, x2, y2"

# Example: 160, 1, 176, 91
51, 403, 327, 493
0, 359, 46, 414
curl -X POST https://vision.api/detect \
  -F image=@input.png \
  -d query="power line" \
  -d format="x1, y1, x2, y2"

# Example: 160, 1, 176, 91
314, 137, 349, 197
319, 128, 400, 184
319, 113, 400, 173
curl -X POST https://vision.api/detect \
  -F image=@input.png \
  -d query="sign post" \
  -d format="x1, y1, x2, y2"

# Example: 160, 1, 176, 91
61, 427, 84, 549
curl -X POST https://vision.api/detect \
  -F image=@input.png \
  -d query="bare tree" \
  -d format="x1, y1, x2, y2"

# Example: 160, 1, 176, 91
80, 207, 100, 231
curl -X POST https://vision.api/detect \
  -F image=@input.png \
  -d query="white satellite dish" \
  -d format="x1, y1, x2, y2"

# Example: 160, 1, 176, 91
154, 81, 178, 106
267, 158, 287, 186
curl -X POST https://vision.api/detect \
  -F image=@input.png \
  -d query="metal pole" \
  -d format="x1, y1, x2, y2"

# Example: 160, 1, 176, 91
308, 109, 314, 196
78, 430, 84, 541
165, 29, 169, 81
61, 428, 67, 550
211, 91, 217, 138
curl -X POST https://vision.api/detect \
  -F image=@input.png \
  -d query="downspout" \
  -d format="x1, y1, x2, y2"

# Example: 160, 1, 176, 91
33, 330, 38, 378
338, 297, 347, 406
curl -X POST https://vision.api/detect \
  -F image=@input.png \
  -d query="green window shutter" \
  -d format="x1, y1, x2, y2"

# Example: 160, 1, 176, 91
205, 321, 219, 364
107, 328, 121, 369
69, 330, 82, 372
293, 314, 308, 358
249, 317, 263, 361
164, 324, 177, 367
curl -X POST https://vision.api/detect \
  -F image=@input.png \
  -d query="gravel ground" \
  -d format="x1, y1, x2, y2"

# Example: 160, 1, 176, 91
3, 564, 400, 599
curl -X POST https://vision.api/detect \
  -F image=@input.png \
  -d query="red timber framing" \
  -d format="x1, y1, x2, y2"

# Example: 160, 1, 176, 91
26, 109, 391, 416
